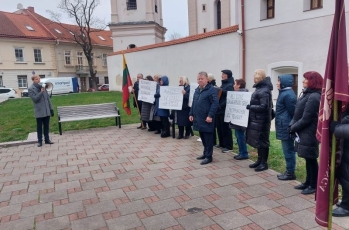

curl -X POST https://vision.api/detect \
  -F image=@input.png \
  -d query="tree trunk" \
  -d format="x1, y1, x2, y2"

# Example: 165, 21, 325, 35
87, 58, 97, 90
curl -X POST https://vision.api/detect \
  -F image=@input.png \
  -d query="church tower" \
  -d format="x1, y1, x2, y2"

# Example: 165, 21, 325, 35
109, 0, 167, 52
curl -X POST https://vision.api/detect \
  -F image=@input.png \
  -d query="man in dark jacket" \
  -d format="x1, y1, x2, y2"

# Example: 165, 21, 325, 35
132, 73, 145, 129
275, 74, 297, 180
216, 70, 234, 153
190, 71, 219, 165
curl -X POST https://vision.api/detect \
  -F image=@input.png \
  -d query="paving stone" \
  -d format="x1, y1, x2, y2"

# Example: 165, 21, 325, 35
34, 166, 56, 175
86, 200, 117, 216
270, 183, 301, 197
56, 165, 78, 174
212, 175, 240, 186
181, 197, 215, 210
36, 216, 70, 230
0, 216, 34, 230
212, 185, 243, 197
149, 198, 182, 214
241, 184, 274, 197
43, 172, 67, 182
145, 163, 168, 171
164, 169, 188, 178
78, 165, 101, 173
40, 190, 68, 203
20, 202, 52, 218
177, 212, 214, 230
55, 180, 81, 191
1, 182, 28, 193
81, 179, 107, 190
126, 188, 155, 201
160, 177, 187, 188
183, 186, 213, 199
0, 192, 12, 202
106, 213, 142, 230
100, 163, 124, 172
107, 178, 134, 190
213, 211, 252, 229
9, 192, 38, 205
97, 189, 126, 201
28, 181, 54, 192
244, 196, 281, 212
115, 170, 140, 180
91, 171, 116, 181
69, 190, 97, 202
188, 168, 212, 177
54, 201, 85, 217
71, 214, 106, 230
248, 210, 291, 229
0, 174, 20, 183
0, 204, 21, 217
118, 200, 150, 216
18, 173, 43, 183
284, 209, 318, 229
154, 187, 184, 200
142, 212, 178, 230
239, 175, 268, 185
186, 176, 213, 187
277, 195, 314, 212
133, 177, 160, 189
67, 172, 91, 181
212, 196, 248, 212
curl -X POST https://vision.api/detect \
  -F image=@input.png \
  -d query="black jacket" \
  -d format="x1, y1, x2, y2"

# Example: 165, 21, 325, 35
289, 88, 321, 159
133, 81, 140, 108
216, 77, 234, 114
246, 77, 273, 148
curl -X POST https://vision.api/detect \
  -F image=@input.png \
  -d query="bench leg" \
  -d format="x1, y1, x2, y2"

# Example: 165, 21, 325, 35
115, 117, 118, 127
59, 122, 62, 135
118, 117, 121, 128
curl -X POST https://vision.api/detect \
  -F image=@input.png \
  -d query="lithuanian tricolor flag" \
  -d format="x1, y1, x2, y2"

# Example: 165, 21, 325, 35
122, 54, 133, 115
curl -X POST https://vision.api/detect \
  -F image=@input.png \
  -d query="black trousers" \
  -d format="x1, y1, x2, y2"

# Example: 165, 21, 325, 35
37, 116, 50, 142
199, 132, 214, 159
178, 126, 192, 137
339, 162, 349, 210
216, 114, 232, 150
304, 158, 318, 188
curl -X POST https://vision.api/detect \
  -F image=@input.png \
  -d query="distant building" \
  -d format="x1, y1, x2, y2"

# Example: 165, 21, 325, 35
109, 0, 167, 52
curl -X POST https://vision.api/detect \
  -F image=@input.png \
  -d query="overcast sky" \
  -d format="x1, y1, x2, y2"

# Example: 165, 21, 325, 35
0, 0, 189, 40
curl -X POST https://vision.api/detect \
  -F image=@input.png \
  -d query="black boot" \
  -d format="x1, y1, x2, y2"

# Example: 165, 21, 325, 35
161, 117, 170, 138
255, 148, 269, 172
37, 141, 42, 147
249, 149, 262, 168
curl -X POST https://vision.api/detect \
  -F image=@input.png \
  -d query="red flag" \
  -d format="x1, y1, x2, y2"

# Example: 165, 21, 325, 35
122, 54, 133, 115
315, 0, 349, 227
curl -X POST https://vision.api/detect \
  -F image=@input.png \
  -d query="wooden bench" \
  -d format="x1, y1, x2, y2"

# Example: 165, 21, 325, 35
57, 103, 121, 135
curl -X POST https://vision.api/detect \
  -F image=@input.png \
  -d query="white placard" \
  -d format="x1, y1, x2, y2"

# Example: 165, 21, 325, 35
188, 83, 199, 107
138, 80, 157, 103
159, 86, 184, 110
224, 91, 252, 127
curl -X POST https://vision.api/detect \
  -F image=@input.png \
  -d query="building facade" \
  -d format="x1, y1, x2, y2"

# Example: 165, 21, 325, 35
109, 0, 167, 52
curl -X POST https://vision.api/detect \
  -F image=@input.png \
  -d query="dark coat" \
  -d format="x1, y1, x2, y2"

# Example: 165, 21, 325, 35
132, 81, 141, 108
275, 74, 297, 140
28, 83, 53, 118
246, 77, 273, 148
176, 84, 192, 127
289, 88, 321, 159
154, 76, 170, 117
217, 77, 234, 114
190, 84, 219, 132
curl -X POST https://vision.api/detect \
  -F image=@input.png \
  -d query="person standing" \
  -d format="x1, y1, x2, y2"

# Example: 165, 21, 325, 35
154, 76, 171, 138
28, 75, 54, 147
275, 74, 297, 180
140, 75, 156, 131
246, 69, 273, 172
176, 76, 192, 139
132, 73, 146, 129
190, 71, 219, 165
216, 70, 234, 153
290, 71, 323, 195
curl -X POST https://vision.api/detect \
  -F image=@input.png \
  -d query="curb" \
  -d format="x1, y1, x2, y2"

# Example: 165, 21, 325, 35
0, 132, 37, 148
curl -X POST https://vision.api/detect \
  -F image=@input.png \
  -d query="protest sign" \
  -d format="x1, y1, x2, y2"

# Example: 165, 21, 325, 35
224, 91, 252, 127
188, 83, 199, 107
138, 80, 157, 103
159, 86, 183, 110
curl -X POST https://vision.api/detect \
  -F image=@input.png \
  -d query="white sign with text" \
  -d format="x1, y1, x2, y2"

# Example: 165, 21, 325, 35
138, 80, 157, 103
159, 86, 184, 110
188, 83, 199, 107
224, 91, 252, 127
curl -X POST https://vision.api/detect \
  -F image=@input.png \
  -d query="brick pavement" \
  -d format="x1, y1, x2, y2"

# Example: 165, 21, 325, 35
0, 124, 347, 230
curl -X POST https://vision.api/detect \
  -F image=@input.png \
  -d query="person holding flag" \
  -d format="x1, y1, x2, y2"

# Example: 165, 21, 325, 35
122, 54, 133, 115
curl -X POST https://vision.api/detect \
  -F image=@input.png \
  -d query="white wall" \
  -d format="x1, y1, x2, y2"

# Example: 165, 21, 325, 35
196, 0, 216, 33
107, 33, 240, 91
116, 0, 148, 22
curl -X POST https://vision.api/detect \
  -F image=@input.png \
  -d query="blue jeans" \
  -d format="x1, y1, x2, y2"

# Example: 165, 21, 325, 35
235, 129, 248, 158
281, 139, 296, 173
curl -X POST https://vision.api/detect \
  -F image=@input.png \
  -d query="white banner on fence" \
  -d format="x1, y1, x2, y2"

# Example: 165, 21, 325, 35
224, 91, 252, 127
188, 83, 199, 107
138, 80, 157, 103
159, 86, 184, 110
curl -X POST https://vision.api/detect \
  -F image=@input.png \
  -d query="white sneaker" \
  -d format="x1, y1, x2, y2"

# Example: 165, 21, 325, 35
197, 138, 202, 142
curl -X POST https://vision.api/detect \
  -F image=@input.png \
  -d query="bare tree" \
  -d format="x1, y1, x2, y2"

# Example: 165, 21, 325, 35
48, 0, 105, 90
168, 32, 183, 41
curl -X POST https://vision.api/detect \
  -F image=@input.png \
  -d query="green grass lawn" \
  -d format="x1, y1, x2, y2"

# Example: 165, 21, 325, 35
0, 91, 306, 182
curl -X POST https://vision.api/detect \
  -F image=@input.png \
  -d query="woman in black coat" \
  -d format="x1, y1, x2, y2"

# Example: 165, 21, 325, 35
140, 75, 156, 131
176, 76, 193, 139
289, 71, 323, 195
246, 69, 273, 172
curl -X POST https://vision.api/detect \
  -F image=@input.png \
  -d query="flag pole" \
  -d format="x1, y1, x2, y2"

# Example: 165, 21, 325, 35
328, 99, 338, 230
132, 91, 144, 128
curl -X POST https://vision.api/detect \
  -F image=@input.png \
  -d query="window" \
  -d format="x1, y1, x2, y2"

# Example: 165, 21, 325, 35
34, 49, 42, 63
311, 0, 322, 9
26, 25, 34, 31
155, 0, 158, 13
15, 48, 24, 62
39, 75, 45, 79
216, 0, 221, 29
202, 4, 206, 12
104, 76, 109, 84
98, 35, 105, 41
127, 0, 137, 10
55, 29, 62, 34
0, 76, 3, 87
77, 51, 83, 66
96, 77, 100, 85
17, 75, 27, 88
64, 51, 71, 65
267, 0, 275, 19
102, 54, 107, 66
203, 28, 207, 33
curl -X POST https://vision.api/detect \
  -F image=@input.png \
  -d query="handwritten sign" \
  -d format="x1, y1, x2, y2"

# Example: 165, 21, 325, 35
159, 86, 184, 110
224, 91, 252, 127
188, 83, 199, 107
138, 80, 157, 103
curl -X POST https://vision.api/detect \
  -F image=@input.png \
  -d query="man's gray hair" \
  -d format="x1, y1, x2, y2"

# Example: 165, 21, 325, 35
198, 71, 208, 78
137, 73, 143, 77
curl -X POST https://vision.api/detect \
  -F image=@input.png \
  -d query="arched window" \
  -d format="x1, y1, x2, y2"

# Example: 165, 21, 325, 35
216, 0, 221, 29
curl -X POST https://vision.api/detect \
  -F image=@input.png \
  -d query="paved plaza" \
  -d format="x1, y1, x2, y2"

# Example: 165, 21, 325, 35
0, 124, 347, 230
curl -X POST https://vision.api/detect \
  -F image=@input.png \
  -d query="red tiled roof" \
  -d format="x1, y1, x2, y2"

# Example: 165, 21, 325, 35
109, 25, 239, 56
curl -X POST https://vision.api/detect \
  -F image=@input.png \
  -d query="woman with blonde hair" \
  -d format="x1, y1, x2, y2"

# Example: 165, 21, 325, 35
246, 69, 273, 172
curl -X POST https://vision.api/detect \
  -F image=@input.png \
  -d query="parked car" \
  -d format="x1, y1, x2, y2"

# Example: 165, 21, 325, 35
98, 84, 109, 91
0, 87, 18, 100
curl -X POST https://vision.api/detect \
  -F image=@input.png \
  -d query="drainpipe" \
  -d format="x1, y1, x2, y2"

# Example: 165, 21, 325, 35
241, 0, 246, 80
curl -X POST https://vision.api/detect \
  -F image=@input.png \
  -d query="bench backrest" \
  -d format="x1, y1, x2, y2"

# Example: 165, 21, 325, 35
57, 103, 119, 118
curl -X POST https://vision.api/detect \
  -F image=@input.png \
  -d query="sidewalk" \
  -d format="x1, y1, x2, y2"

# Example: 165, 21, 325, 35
0, 124, 346, 230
